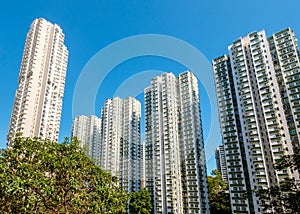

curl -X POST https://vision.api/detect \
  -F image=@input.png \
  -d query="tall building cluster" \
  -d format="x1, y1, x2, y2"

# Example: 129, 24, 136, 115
213, 28, 300, 213
7, 16, 300, 214
7, 18, 68, 146
7, 17, 209, 211
72, 97, 142, 193
71, 72, 210, 213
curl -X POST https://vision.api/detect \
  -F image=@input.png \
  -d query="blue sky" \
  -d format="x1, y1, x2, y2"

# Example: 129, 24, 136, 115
1, 0, 300, 173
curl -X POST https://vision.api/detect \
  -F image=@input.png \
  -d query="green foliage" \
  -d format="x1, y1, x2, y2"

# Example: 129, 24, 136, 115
207, 169, 231, 214
258, 149, 300, 213
129, 189, 152, 214
258, 180, 300, 213
275, 148, 300, 171
0, 137, 128, 213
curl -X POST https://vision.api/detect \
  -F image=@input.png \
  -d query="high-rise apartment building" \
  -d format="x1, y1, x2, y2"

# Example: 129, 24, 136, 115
215, 144, 228, 182
213, 28, 300, 213
100, 97, 141, 193
7, 18, 68, 146
100, 97, 123, 175
72, 115, 101, 163
144, 71, 209, 214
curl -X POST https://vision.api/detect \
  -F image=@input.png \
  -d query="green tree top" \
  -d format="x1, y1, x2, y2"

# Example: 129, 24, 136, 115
207, 169, 231, 214
0, 137, 128, 213
129, 189, 152, 214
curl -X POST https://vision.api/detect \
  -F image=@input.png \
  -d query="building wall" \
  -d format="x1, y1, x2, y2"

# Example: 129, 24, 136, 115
215, 144, 228, 182
141, 141, 146, 188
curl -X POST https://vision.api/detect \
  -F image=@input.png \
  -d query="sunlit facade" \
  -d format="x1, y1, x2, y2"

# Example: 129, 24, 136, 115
7, 18, 68, 146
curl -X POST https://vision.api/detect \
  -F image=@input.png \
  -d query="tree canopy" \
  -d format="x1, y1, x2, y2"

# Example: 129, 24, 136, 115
0, 137, 128, 213
129, 189, 152, 214
207, 169, 231, 214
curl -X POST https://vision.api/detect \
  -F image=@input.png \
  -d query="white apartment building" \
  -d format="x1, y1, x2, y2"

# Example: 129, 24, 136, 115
100, 97, 123, 176
72, 115, 101, 163
7, 18, 68, 146
213, 28, 300, 213
144, 71, 209, 214
100, 97, 141, 193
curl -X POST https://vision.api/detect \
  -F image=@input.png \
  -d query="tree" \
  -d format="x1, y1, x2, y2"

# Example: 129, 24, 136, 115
0, 137, 128, 213
207, 169, 231, 214
258, 149, 300, 213
129, 189, 152, 214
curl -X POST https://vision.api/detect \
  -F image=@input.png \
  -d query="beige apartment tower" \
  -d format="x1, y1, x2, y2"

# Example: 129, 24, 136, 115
7, 18, 68, 146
